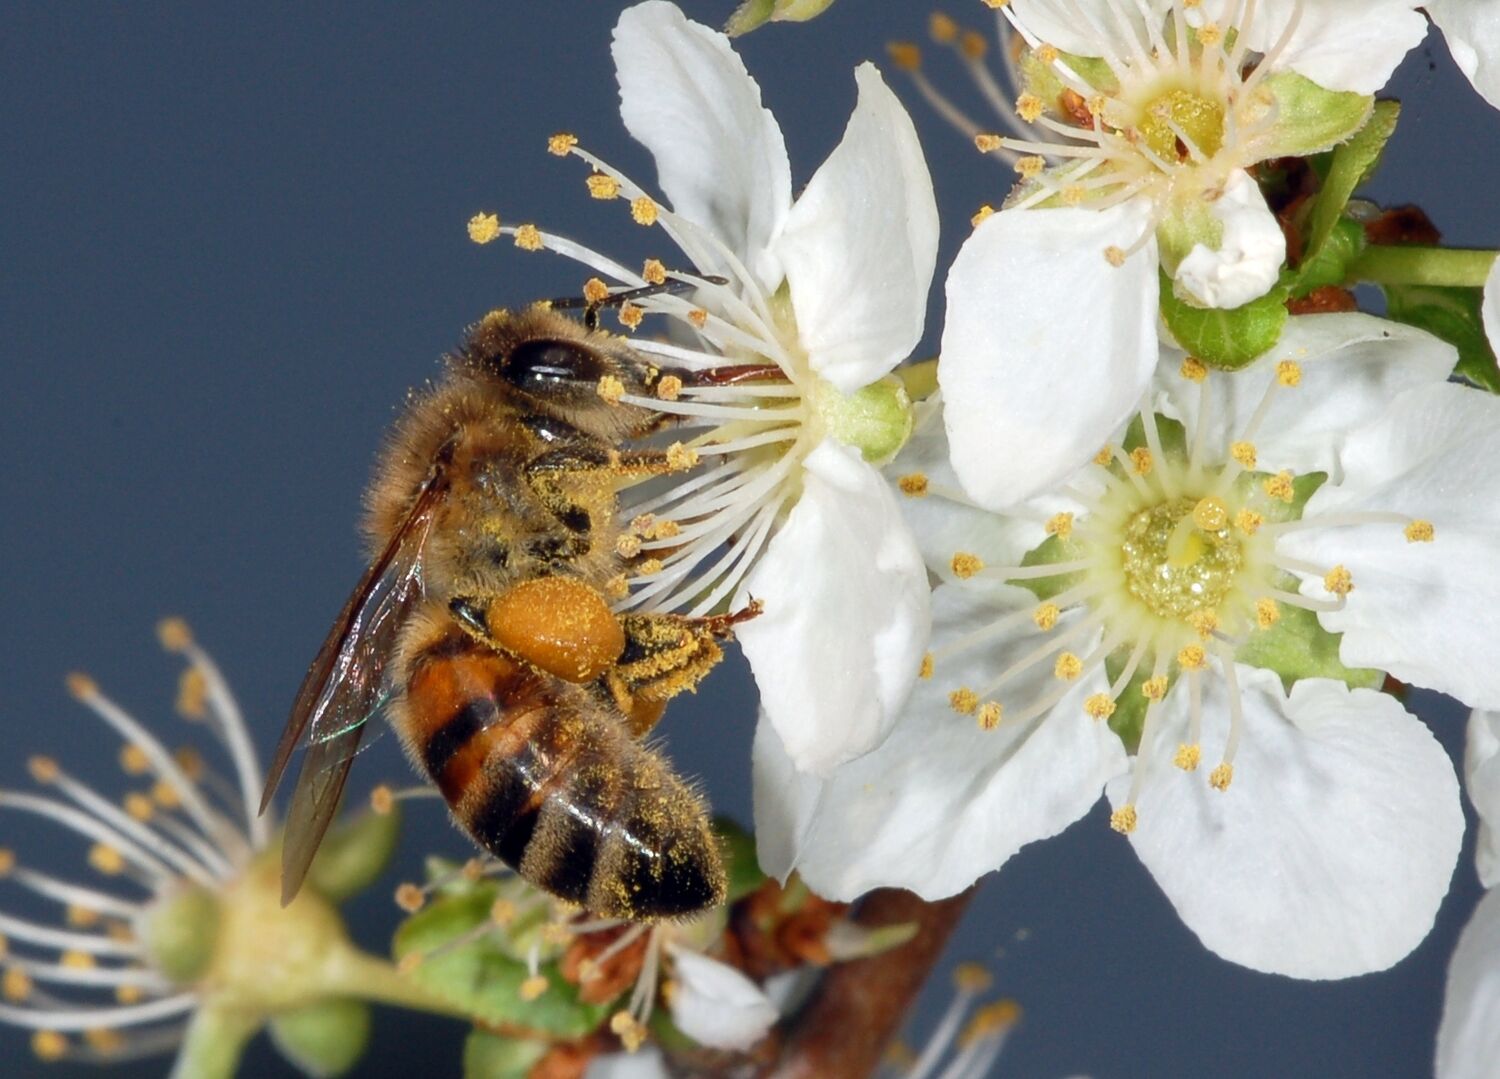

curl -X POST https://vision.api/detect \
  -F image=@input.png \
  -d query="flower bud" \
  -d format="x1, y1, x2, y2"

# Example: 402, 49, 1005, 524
268, 998, 372, 1078
307, 804, 402, 903
140, 885, 221, 984
726, 0, 837, 36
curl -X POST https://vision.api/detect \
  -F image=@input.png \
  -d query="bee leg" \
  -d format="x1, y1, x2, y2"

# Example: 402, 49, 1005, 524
605, 602, 761, 737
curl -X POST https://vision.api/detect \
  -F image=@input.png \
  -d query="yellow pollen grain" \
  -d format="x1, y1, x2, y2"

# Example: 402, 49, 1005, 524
157, 617, 193, 651
1405, 520, 1435, 543
490, 899, 517, 927
1060, 185, 1086, 206
1033, 603, 1060, 631
1236, 508, 1264, 535
1016, 155, 1046, 179
604, 573, 630, 600
615, 534, 643, 559
982, 0, 1006, 8
119, 744, 150, 776
611, 1011, 648, 1053
513, 224, 543, 251
1046, 512, 1074, 539
1323, 565, 1354, 596
4, 968, 34, 1002
953, 961, 993, 993
1209, 763, 1234, 790
961, 30, 988, 59
586, 173, 620, 200
1192, 497, 1228, 532
1084, 693, 1116, 720
630, 513, 656, 535
1094, 446, 1113, 466
1176, 644, 1207, 670
597, 375, 626, 405
115, 985, 143, 1005
950, 552, 985, 579
970, 204, 996, 228
1262, 471, 1295, 503
687, 307, 709, 329
151, 780, 181, 809
617, 303, 644, 331
974, 133, 1004, 153
1276, 360, 1303, 387
174, 747, 203, 779
1174, 743, 1202, 771
175, 668, 208, 721
1130, 447, 1153, 474
1016, 93, 1044, 123
394, 883, 425, 913
1104, 245, 1127, 267
929, 12, 959, 43
1187, 610, 1219, 640
1054, 652, 1083, 680
519, 974, 549, 1001
641, 258, 668, 286
369, 785, 395, 815
919, 653, 934, 680
1141, 676, 1169, 701
88, 844, 125, 876
1230, 441, 1257, 469
963, 1000, 1022, 1045
630, 196, 659, 226
1256, 598, 1280, 629
27, 756, 59, 784
887, 41, 922, 72
1109, 804, 1138, 834
635, 557, 664, 577
60, 950, 94, 971
949, 688, 979, 716
466, 213, 501, 245
583, 277, 610, 305
1180, 356, 1208, 382
976, 701, 1004, 731
655, 375, 683, 402
0, 850, 12, 877
647, 519, 680, 540
1197, 22, 1223, 46
32, 1031, 67, 1062
548, 132, 578, 156
124, 793, 154, 822
65, 671, 98, 700
898, 472, 929, 497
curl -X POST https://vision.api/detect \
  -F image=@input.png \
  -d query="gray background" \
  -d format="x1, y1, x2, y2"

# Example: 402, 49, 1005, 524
1, 3, 1495, 1076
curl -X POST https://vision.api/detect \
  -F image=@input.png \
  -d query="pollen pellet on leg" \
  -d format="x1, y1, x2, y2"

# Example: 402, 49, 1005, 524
485, 577, 625, 683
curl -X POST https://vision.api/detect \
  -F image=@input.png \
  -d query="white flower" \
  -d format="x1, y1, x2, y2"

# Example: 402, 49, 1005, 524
759, 315, 1481, 978
1417, 2, 1500, 112
913, 0, 1416, 509
1435, 710, 1500, 1079
666, 948, 777, 1051
474, 0, 936, 774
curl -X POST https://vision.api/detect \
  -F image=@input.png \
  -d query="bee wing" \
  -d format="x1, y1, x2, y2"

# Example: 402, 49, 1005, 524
262, 459, 450, 904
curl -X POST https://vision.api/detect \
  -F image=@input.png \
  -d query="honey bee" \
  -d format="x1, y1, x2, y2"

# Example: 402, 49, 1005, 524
261, 280, 756, 919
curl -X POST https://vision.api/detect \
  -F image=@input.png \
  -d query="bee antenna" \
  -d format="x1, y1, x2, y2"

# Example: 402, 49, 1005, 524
547, 274, 729, 331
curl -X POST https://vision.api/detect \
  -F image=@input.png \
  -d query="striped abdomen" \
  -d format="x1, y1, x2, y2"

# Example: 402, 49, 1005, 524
392, 609, 724, 919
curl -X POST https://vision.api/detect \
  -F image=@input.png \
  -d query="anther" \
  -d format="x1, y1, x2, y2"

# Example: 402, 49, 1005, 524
491, 900, 517, 926
953, 961, 993, 993
1230, 441, 1257, 469
951, 552, 985, 579
1141, 676, 1169, 701
119, 744, 150, 775
1262, 471, 1295, 502
616, 534, 644, 559
115, 985, 144, 1005
395, 883, 425, 913
1035, 43, 1059, 64
1192, 497, 1228, 531
27, 756, 59, 784
157, 617, 193, 651
976, 701, 1004, 730
68, 905, 100, 929
641, 259, 667, 286
467, 213, 501, 245
1404, 520, 1435, 543
0, 850, 12, 876
176, 668, 207, 720
586, 173, 621, 200
1276, 360, 1302, 387
1235, 508, 1263, 535
949, 688, 980, 715
151, 780, 181, 808
1016, 93, 1044, 123
974, 133, 1004, 153
1197, 22, 1223, 46
583, 278, 611, 305
124, 793, 154, 822
1255, 598, 1279, 628
1046, 512, 1074, 539
1174, 743, 1202, 771
1016, 156, 1046, 179
60, 950, 94, 971
605, 574, 630, 600
887, 42, 922, 71
630, 197, 659, 226
1176, 645, 1207, 670
929, 12, 959, 43
84, 1029, 125, 1055
1186, 610, 1219, 639
1180, 356, 1208, 381
65, 672, 98, 699
1084, 693, 1116, 720
548, 132, 578, 155
635, 558, 664, 577
88, 844, 126, 876
1209, 763, 1234, 790
32, 1031, 67, 1063
597, 375, 626, 405
1323, 565, 1354, 596
1033, 603, 1060, 630
1054, 653, 1083, 680
665, 443, 699, 471
656, 375, 682, 402
963, 1000, 1022, 1044
961, 30, 988, 59
617, 304, 644, 331
1094, 446, 1114, 466
610, 1011, 648, 1053
1104, 245, 1127, 267
4, 968, 33, 1002
1109, 805, 1138, 834
519, 974, 549, 1001
686, 308, 708, 328
370, 785, 395, 815
513, 224, 543, 251
1130, 447, 1153, 474
898, 473, 930, 497
971, 205, 996, 227
919, 653, 934, 680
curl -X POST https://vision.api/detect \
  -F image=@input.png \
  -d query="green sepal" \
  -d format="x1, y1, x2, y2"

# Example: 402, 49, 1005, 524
1159, 269, 1289, 370
1019, 46, 1116, 107
1287, 217, 1365, 297
1236, 598, 1383, 693
1303, 100, 1399, 266
1012, 535, 1085, 601
1260, 72, 1373, 160
1382, 283, 1499, 392
143, 885, 220, 984
1103, 655, 1159, 754
393, 888, 612, 1038
169, 1005, 262, 1079
715, 816, 767, 904
268, 998, 372, 1078
1120, 413, 1188, 460
726, 0, 836, 35
307, 804, 402, 904
461, 1030, 550, 1079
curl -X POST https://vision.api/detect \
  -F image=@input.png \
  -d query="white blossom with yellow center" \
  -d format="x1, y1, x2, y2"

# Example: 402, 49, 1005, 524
755, 314, 1497, 979
473, 0, 937, 775
926, 0, 1428, 511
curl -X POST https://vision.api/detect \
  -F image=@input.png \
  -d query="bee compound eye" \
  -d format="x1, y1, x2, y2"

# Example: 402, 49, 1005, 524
501, 339, 605, 398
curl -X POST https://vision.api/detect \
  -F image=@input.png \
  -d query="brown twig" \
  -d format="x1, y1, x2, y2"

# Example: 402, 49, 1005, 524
760, 885, 978, 1079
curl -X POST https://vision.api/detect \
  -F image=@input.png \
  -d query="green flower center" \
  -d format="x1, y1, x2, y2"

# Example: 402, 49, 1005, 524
1120, 496, 1244, 621
1136, 87, 1226, 163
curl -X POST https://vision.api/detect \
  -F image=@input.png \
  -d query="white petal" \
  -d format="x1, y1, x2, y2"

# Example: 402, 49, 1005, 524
1156, 314, 1457, 480
1109, 668, 1462, 979
1227, 0, 1427, 95
1437, 889, 1500, 1079
754, 582, 1128, 899
612, 1, 792, 289
1172, 170, 1286, 309
736, 440, 931, 775
939, 200, 1159, 510
1279, 382, 1500, 709
667, 950, 778, 1051
1426, 1, 1500, 112
776, 64, 939, 392
1484, 252, 1500, 353
1468, 710, 1500, 889
1007, 0, 1171, 59
584, 1049, 669, 1079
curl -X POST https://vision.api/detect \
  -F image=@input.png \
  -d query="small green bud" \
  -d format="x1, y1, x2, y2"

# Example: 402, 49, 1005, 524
308, 803, 402, 903
812, 374, 914, 465
1158, 270, 1289, 370
726, 0, 837, 36
268, 998, 372, 1078
141, 885, 221, 984
462, 1030, 549, 1079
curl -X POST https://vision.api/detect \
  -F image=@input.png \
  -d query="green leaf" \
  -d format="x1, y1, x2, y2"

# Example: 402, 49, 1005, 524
1303, 100, 1399, 264
268, 999, 372, 1079
393, 890, 612, 1038
715, 816, 766, 904
309, 805, 402, 903
1236, 598, 1382, 692
1383, 283, 1499, 392
1159, 270, 1289, 370
462, 1031, 549, 1079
